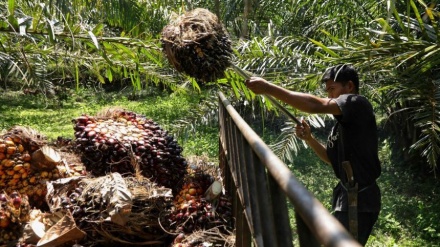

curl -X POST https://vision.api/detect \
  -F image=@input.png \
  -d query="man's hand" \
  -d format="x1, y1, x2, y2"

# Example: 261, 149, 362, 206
295, 118, 331, 165
245, 76, 272, 95
295, 118, 312, 141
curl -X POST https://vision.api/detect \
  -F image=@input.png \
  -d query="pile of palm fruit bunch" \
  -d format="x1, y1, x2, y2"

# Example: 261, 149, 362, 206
45, 173, 173, 246
0, 115, 235, 245
162, 157, 235, 246
160, 8, 233, 83
72, 107, 188, 193
0, 126, 71, 209
0, 126, 80, 245
0, 191, 31, 244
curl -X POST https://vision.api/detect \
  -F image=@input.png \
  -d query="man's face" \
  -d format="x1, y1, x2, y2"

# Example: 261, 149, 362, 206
325, 80, 351, 98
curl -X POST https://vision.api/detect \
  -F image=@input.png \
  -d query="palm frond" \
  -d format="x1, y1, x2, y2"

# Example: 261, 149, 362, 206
407, 79, 440, 171
270, 123, 301, 163
234, 36, 323, 84
308, 3, 440, 171
0, 0, 184, 92
271, 115, 326, 163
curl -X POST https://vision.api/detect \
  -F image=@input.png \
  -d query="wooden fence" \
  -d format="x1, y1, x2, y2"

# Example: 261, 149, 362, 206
218, 92, 361, 247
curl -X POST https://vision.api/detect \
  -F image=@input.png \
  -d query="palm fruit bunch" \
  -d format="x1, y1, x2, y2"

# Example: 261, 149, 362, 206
168, 194, 233, 234
0, 191, 31, 244
161, 8, 233, 83
166, 169, 233, 234
72, 108, 188, 192
173, 172, 213, 206
57, 189, 84, 218
0, 127, 66, 209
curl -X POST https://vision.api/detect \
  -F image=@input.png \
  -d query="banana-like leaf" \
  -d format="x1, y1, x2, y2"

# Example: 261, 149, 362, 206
92, 23, 104, 36
45, 19, 56, 43
410, 0, 426, 37
309, 39, 340, 58
106, 67, 113, 82
320, 30, 345, 47
8, 0, 15, 16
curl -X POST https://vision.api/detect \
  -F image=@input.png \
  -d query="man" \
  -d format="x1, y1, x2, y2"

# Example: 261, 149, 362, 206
245, 64, 381, 246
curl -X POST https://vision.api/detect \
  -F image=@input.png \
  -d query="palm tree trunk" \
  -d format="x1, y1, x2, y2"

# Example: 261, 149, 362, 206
241, 0, 251, 39
214, 0, 220, 20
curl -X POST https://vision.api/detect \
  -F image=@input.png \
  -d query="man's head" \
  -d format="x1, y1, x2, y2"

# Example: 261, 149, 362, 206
321, 64, 359, 98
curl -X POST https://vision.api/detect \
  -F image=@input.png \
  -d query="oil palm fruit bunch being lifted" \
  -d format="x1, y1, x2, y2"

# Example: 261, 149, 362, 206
72, 108, 188, 193
161, 8, 303, 125
161, 8, 233, 83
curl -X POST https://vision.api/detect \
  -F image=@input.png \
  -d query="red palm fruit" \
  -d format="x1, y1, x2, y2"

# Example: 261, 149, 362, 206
12, 196, 22, 209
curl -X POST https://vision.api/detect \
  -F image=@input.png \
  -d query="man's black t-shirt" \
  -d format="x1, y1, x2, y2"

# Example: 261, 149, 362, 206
326, 94, 381, 212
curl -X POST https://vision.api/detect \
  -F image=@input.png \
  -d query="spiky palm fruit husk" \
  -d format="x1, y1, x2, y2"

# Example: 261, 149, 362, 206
72, 108, 188, 192
49, 174, 172, 246
171, 228, 236, 247
0, 127, 67, 209
161, 8, 233, 83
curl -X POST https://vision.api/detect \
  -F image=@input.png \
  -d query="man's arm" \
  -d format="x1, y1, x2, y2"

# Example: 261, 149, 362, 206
296, 119, 331, 165
305, 137, 331, 165
245, 77, 341, 115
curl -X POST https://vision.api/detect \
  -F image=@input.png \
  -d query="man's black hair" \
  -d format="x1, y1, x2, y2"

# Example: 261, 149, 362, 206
321, 64, 359, 93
